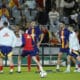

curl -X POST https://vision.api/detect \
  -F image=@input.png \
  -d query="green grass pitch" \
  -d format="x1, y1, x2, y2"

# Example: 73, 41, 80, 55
0, 67, 80, 80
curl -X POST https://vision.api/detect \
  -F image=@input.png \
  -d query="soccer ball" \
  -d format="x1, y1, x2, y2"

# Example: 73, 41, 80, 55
40, 71, 47, 78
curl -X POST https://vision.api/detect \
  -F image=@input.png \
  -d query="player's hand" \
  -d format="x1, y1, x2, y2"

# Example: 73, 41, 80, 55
37, 42, 41, 48
65, 44, 68, 48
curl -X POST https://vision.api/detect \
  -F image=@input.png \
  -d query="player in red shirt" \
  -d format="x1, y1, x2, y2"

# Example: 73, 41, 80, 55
21, 30, 47, 77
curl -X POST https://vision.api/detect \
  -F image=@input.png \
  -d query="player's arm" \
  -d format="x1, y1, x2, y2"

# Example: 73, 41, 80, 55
12, 31, 17, 48
37, 27, 44, 47
38, 33, 44, 47
21, 34, 26, 47
65, 29, 70, 48
69, 34, 74, 53
65, 41, 69, 48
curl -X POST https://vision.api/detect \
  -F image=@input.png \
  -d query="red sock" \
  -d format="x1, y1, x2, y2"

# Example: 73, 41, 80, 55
10, 65, 14, 70
36, 55, 40, 71
27, 55, 31, 72
78, 64, 80, 68
0, 66, 3, 71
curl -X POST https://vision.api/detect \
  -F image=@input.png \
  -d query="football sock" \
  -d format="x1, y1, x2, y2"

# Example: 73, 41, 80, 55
56, 65, 60, 69
66, 64, 70, 71
0, 66, 3, 71
78, 63, 80, 68
10, 65, 14, 72
39, 65, 44, 72
27, 55, 31, 72
18, 65, 21, 72
75, 64, 78, 69
36, 55, 40, 71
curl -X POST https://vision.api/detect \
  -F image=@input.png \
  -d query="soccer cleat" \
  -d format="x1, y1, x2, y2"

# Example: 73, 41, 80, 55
64, 70, 70, 73
74, 68, 78, 72
56, 69, 62, 72
0, 70, 3, 74
77, 69, 80, 72
17, 71, 21, 73
74, 68, 80, 72
9, 69, 13, 74
74, 70, 78, 72
40, 71, 47, 78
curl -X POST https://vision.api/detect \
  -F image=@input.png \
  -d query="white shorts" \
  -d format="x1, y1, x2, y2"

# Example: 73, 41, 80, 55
13, 47, 22, 56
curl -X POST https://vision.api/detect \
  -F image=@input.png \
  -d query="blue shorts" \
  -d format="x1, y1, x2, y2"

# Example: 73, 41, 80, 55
0, 46, 12, 55
21, 50, 36, 57
59, 48, 70, 55
70, 51, 80, 58
34, 46, 39, 54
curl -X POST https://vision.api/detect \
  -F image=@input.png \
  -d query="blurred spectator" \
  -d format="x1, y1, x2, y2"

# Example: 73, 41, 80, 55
77, 10, 80, 29
0, 4, 10, 26
56, 0, 63, 8
24, 7, 38, 22
24, 0, 36, 10
41, 27, 50, 43
23, 0, 36, 16
59, 15, 69, 25
48, 8, 59, 32
36, 0, 44, 8
8, 0, 23, 25
36, 7, 48, 27
20, 15, 27, 28
45, 0, 52, 13
0, 5, 10, 19
8, 0, 20, 8
63, 0, 78, 16
11, 8, 21, 25
69, 10, 78, 25
50, 32, 60, 45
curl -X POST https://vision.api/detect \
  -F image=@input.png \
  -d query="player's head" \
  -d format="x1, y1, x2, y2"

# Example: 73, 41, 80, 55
30, 21, 36, 28
59, 22, 65, 30
68, 24, 74, 32
74, 29, 79, 36
3, 21, 8, 27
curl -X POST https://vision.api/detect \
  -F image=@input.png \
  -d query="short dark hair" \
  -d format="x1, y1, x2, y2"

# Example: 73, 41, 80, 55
69, 24, 79, 32
3, 21, 8, 27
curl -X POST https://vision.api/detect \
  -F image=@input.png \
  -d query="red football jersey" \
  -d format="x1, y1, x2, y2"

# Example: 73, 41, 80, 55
23, 33, 33, 51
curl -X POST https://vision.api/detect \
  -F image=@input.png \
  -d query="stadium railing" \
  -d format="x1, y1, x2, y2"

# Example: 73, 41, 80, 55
3, 43, 67, 66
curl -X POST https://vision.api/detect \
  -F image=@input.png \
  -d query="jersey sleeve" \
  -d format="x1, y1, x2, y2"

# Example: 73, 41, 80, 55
21, 34, 26, 47
12, 31, 17, 48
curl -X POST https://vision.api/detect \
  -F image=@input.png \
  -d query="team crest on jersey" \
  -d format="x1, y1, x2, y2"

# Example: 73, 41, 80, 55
61, 36, 65, 39
3, 33, 10, 37
27, 35, 31, 38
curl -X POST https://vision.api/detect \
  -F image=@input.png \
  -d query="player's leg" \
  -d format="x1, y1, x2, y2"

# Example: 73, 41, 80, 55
71, 56, 78, 71
32, 56, 47, 77
0, 57, 3, 73
34, 47, 40, 72
56, 52, 63, 71
70, 51, 80, 72
27, 54, 31, 72
76, 56, 80, 72
0, 51, 5, 73
17, 47, 22, 73
65, 55, 71, 72
17, 55, 21, 72
8, 52, 14, 73
32, 56, 44, 72
27, 51, 40, 72
36, 54, 40, 71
